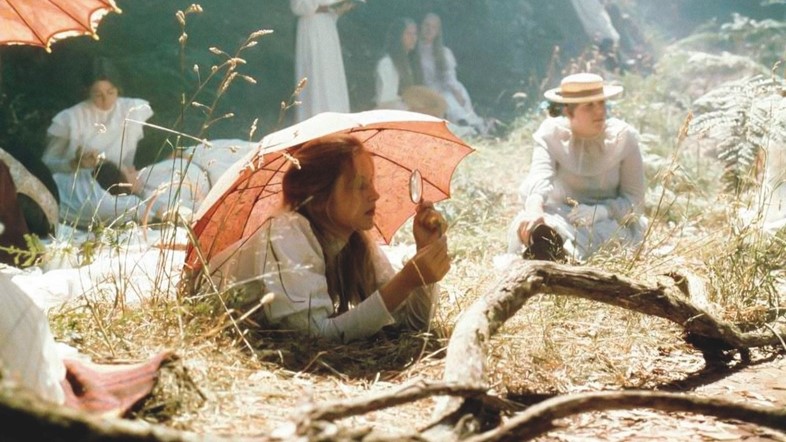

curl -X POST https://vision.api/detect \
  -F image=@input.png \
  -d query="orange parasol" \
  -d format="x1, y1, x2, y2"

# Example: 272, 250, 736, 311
185, 110, 474, 271
0, 0, 120, 52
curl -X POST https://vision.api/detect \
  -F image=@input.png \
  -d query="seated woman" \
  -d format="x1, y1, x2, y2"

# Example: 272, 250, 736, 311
507, 73, 647, 262
416, 13, 486, 134
43, 57, 152, 212
375, 17, 446, 118
209, 134, 450, 342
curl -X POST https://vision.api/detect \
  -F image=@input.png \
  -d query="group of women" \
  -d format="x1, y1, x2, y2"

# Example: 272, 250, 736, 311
1, 66, 646, 347
2, 16, 646, 356
290, 2, 487, 135
374, 13, 487, 136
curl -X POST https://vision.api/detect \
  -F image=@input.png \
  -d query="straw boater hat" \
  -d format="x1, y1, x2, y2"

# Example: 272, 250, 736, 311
544, 73, 623, 104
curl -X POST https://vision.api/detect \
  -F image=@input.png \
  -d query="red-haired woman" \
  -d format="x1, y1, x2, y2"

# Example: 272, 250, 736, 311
209, 134, 450, 342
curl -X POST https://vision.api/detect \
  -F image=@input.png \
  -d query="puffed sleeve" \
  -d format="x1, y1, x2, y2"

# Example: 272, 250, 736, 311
0, 273, 65, 404
442, 47, 462, 91
118, 98, 153, 170
210, 212, 397, 342
43, 109, 76, 173
375, 57, 406, 110
520, 121, 558, 209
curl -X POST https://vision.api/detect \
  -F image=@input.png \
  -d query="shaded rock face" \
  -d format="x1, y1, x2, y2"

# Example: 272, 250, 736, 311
658, 50, 771, 102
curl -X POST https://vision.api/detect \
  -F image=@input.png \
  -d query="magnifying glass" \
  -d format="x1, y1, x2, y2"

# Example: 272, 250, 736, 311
409, 169, 446, 234
409, 169, 423, 204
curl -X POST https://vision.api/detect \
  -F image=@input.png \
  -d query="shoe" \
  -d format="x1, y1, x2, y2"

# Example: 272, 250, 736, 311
523, 224, 565, 261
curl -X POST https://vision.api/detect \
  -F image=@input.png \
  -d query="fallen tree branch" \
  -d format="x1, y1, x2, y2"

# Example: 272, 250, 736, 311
426, 259, 786, 439
5, 260, 785, 441
298, 381, 518, 424
0, 380, 246, 442
464, 390, 786, 442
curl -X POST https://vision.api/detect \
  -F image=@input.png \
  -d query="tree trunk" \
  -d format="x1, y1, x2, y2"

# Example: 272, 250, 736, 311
0, 381, 233, 442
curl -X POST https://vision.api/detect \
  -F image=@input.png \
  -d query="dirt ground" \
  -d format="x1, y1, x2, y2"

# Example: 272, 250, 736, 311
532, 354, 786, 441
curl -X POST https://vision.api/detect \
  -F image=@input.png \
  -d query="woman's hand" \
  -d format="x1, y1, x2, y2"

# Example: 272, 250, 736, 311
413, 201, 446, 249
121, 165, 140, 193
379, 235, 450, 311
72, 149, 101, 170
407, 235, 450, 286
517, 209, 546, 245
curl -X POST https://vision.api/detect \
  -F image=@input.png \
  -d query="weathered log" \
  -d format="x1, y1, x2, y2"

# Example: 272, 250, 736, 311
425, 259, 786, 439
464, 390, 786, 442
0, 380, 247, 442
298, 381, 517, 424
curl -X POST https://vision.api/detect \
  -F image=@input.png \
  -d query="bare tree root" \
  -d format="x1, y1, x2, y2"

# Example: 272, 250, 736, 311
298, 381, 518, 424
0, 381, 239, 442
424, 259, 786, 440
463, 390, 786, 442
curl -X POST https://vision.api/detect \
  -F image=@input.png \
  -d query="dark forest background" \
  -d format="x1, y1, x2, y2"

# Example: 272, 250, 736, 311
1, 0, 784, 166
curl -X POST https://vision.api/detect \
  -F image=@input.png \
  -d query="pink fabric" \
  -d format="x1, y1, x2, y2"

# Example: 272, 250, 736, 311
61, 351, 173, 417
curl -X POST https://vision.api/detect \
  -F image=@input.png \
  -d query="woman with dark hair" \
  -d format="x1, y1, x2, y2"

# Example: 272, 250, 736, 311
209, 134, 450, 342
374, 17, 446, 118
43, 57, 155, 229
508, 73, 646, 262
43, 57, 152, 187
416, 13, 485, 133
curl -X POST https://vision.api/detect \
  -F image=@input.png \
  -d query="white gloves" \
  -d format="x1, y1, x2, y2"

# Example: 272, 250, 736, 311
567, 204, 609, 226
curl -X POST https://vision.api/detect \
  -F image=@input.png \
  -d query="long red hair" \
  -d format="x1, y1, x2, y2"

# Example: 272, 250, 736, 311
282, 134, 378, 314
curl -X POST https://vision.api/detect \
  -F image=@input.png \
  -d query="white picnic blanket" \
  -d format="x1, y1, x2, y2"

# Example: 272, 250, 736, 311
2, 223, 188, 312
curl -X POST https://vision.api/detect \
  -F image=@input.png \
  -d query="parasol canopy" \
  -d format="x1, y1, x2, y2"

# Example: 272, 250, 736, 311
0, 0, 120, 52
185, 109, 474, 270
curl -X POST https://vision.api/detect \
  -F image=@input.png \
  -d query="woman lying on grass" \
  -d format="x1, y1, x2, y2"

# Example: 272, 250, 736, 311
209, 134, 450, 342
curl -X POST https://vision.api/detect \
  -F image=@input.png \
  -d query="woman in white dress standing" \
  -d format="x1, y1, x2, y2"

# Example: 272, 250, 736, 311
416, 13, 485, 134
290, 0, 356, 123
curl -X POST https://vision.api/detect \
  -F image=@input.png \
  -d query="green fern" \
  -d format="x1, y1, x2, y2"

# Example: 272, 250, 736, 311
688, 74, 786, 192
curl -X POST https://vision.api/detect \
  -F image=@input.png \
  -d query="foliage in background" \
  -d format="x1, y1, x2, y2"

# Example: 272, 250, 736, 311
688, 74, 786, 193
674, 13, 786, 70
4, 1, 783, 167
